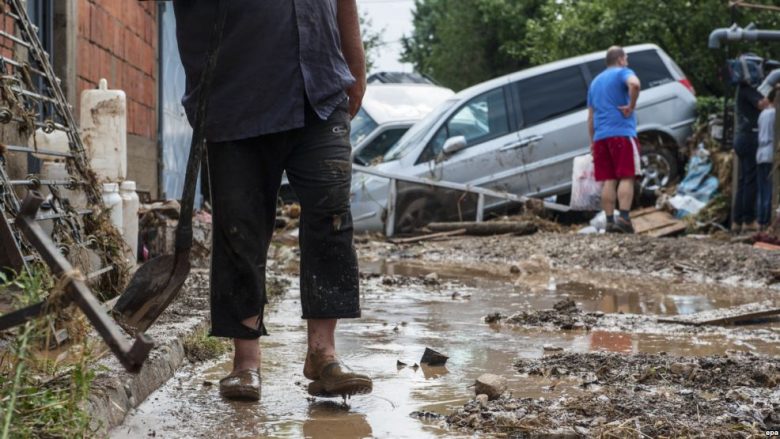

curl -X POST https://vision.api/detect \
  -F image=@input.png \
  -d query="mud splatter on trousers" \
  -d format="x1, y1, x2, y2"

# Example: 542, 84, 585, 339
206, 99, 360, 339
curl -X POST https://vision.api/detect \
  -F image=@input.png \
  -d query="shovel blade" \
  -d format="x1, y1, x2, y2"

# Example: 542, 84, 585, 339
113, 251, 191, 332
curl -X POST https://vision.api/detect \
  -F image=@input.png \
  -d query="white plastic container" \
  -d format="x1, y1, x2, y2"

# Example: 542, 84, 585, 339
120, 181, 140, 264
81, 78, 127, 182
40, 161, 87, 209
101, 182, 123, 234
29, 128, 70, 160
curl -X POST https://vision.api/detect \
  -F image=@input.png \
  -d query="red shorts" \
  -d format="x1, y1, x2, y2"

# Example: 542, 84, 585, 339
592, 136, 641, 181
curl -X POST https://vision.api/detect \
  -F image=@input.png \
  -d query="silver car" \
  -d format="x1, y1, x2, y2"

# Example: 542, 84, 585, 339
351, 44, 697, 232
350, 83, 455, 165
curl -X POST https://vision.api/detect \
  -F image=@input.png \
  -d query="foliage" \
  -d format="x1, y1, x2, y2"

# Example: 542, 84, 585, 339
0, 270, 96, 438
402, 0, 780, 94
696, 95, 727, 124
401, 0, 545, 90
183, 326, 229, 363
524, 0, 780, 96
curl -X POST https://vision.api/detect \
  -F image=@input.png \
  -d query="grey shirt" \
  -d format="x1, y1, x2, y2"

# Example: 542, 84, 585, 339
757, 107, 775, 164
173, 0, 355, 142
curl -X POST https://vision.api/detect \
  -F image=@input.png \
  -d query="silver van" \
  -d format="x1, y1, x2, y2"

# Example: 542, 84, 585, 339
351, 44, 697, 232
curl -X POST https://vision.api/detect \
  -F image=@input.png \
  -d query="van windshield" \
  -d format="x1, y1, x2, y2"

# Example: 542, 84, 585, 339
383, 99, 456, 162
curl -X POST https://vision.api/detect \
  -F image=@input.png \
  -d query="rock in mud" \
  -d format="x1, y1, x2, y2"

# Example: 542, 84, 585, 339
420, 347, 448, 366
475, 374, 507, 400
484, 312, 503, 323
475, 394, 489, 408
423, 272, 440, 286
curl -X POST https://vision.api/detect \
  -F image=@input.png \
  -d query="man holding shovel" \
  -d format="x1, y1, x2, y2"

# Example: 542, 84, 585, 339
173, 0, 371, 401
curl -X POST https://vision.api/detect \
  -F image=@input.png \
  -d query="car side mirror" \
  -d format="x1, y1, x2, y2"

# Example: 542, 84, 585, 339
442, 136, 467, 155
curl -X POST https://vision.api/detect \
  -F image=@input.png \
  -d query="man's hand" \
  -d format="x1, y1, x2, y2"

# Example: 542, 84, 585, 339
346, 75, 366, 118
337, 0, 366, 119
621, 75, 640, 118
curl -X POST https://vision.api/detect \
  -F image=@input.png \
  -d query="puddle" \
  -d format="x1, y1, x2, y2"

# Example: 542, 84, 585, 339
113, 261, 780, 438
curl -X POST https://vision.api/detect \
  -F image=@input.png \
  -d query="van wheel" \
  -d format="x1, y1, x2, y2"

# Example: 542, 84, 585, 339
396, 197, 439, 233
639, 145, 678, 194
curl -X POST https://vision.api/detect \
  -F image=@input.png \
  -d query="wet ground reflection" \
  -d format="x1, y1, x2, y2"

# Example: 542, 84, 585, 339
113, 260, 779, 438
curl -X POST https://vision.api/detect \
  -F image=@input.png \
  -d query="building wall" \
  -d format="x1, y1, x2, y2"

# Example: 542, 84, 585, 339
76, 0, 158, 195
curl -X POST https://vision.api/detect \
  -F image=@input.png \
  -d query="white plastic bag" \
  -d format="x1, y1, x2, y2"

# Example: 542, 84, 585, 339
570, 154, 603, 211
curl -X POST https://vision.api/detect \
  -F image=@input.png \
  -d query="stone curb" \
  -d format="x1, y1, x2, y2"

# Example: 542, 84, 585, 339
86, 282, 210, 436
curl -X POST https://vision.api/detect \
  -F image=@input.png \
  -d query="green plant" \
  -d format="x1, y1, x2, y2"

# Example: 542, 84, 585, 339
0, 269, 96, 438
183, 326, 229, 362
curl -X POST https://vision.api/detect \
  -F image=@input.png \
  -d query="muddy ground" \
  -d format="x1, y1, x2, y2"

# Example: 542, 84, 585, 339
109, 229, 780, 438
446, 351, 780, 438
358, 232, 780, 287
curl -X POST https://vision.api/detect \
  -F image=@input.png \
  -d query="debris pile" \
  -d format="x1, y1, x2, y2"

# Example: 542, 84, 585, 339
486, 298, 604, 330
446, 351, 780, 437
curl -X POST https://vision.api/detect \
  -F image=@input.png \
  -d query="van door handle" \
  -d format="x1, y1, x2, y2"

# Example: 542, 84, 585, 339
500, 134, 543, 151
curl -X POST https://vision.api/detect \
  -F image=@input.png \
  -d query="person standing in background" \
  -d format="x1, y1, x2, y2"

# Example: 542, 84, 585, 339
756, 88, 776, 230
588, 46, 642, 234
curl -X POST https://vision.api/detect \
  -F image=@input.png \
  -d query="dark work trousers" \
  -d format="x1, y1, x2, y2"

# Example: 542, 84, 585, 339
206, 100, 360, 339
757, 163, 773, 226
733, 132, 758, 225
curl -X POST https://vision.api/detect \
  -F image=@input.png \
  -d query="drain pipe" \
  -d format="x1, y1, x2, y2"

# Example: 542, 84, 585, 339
708, 23, 780, 49
758, 69, 780, 96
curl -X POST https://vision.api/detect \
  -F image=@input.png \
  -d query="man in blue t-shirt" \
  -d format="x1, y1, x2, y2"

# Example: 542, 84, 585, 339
587, 46, 642, 233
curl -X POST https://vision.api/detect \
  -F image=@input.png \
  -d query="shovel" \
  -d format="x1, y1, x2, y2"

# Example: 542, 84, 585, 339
113, 0, 228, 332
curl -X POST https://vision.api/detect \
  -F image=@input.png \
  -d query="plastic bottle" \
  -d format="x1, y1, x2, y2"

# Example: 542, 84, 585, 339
29, 128, 70, 159
81, 78, 127, 182
101, 182, 123, 234
120, 181, 140, 265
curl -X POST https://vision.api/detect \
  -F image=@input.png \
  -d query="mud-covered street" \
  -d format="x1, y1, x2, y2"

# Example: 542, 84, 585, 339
111, 232, 780, 438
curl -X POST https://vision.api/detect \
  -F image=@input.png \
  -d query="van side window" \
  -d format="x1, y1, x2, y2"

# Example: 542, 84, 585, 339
516, 66, 588, 128
417, 88, 509, 163
586, 50, 673, 90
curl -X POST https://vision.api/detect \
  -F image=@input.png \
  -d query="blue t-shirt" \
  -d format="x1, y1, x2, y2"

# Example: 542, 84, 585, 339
587, 67, 637, 141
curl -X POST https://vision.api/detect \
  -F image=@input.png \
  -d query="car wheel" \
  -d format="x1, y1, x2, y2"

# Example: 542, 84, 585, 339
639, 145, 678, 194
396, 196, 439, 233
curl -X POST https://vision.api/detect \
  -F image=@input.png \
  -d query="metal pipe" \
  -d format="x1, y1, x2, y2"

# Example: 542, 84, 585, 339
759, 69, 780, 96
709, 24, 780, 49
0, 29, 31, 48
0, 56, 49, 79
7, 179, 80, 187
5, 144, 73, 158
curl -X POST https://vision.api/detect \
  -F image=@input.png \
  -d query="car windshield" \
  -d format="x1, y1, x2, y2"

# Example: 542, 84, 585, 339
350, 108, 378, 146
383, 99, 456, 162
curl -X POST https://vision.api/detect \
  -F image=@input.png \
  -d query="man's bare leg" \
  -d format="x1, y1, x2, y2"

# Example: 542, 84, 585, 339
307, 319, 337, 359
232, 315, 262, 372
617, 178, 634, 212
601, 180, 617, 217
304, 319, 337, 378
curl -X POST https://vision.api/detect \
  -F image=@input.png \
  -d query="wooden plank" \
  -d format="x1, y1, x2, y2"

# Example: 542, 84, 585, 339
657, 300, 780, 326
633, 212, 678, 234
754, 241, 780, 251
427, 221, 537, 236
647, 222, 688, 238
390, 228, 466, 244
630, 207, 658, 218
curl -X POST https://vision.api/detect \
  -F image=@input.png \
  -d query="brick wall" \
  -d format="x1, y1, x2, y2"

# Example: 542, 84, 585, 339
77, 0, 157, 141
0, 13, 13, 59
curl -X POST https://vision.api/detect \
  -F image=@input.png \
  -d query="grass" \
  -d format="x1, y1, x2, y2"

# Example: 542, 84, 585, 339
183, 326, 229, 363
0, 269, 97, 439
